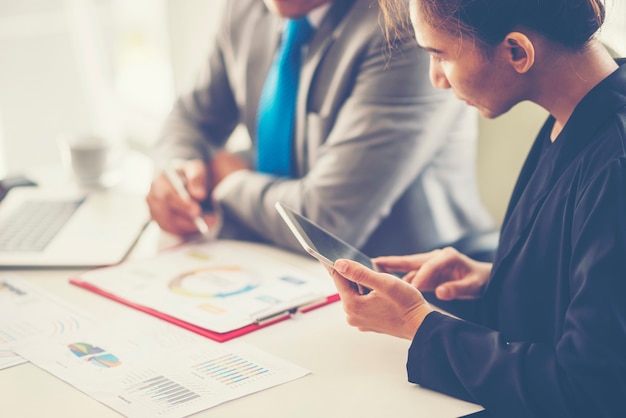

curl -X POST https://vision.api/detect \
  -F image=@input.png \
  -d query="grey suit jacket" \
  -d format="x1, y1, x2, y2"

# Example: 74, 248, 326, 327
155, 0, 494, 257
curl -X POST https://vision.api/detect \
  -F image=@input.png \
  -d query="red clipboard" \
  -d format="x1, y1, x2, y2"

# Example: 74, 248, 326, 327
70, 275, 340, 343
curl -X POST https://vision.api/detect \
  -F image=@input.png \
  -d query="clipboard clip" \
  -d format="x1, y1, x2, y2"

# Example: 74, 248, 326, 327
251, 297, 328, 325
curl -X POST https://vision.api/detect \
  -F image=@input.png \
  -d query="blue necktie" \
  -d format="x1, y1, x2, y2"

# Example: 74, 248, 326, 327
257, 18, 314, 177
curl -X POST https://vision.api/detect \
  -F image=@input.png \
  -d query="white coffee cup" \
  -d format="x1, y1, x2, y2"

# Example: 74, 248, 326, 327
58, 134, 123, 187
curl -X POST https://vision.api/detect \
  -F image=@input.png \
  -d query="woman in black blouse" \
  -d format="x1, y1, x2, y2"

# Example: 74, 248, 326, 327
327, 0, 626, 416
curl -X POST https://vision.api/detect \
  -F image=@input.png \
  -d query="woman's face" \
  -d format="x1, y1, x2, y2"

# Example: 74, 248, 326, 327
410, 4, 524, 119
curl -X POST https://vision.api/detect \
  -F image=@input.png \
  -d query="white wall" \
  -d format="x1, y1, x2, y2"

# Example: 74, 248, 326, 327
0, 0, 226, 178
477, 104, 547, 225
165, 0, 224, 94
0, 4, 94, 175
165, 0, 250, 150
0, 0, 175, 176
603, 0, 626, 56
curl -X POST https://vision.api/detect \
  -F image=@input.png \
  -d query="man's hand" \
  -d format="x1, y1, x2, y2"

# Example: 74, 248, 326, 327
146, 159, 213, 236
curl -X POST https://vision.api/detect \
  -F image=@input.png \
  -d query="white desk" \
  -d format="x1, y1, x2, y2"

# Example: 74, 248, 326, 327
0, 222, 484, 418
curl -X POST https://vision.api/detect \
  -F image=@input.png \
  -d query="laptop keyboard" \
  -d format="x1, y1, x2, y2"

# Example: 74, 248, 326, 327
0, 199, 83, 252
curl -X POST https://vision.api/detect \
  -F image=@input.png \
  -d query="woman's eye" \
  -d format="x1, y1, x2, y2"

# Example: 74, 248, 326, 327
430, 54, 445, 63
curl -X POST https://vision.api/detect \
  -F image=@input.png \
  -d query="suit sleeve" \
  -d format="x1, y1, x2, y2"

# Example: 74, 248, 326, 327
214, 33, 472, 253
151, 1, 238, 170
408, 158, 626, 418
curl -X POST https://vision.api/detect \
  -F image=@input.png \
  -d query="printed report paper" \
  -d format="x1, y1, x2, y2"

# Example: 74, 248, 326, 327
15, 317, 310, 418
71, 240, 336, 335
0, 274, 95, 370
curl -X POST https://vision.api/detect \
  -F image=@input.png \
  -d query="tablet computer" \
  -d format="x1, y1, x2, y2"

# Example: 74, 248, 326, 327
275, 202, 373, 294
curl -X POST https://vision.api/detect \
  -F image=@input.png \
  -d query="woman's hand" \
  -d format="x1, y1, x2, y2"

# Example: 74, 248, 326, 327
327, 259, 434, 340
373, 247, 492, 301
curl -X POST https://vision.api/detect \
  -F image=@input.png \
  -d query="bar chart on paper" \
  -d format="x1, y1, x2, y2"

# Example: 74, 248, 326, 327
120, 374, 202, 411
192, 353, 270, 387
15, 317, 310, 418
115, 353, 276, 414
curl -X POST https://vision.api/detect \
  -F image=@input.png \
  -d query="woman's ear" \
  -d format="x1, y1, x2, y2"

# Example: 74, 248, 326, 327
503, 32, 535, 74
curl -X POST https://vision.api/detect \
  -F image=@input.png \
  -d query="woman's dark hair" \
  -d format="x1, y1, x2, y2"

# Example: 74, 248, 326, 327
380, 0, 606, 51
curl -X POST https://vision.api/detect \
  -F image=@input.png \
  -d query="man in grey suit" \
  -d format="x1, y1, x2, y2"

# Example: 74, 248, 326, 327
146, 0, 495, 258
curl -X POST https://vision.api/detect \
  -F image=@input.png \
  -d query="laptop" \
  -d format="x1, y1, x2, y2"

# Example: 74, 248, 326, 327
0, 187, 150, 268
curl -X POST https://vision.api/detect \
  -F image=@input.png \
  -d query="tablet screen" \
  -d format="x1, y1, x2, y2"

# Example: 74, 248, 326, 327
275, 202, 374, 270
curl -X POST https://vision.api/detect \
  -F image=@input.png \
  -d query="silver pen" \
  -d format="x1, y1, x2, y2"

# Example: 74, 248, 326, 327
164, 167, 212, 236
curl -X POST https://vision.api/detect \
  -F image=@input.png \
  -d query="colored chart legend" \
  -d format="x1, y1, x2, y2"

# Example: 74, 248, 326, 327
68, 342, 105, 357
68, 342, 122, 368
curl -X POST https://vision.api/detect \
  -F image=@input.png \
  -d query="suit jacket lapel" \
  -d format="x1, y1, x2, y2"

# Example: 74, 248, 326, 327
294, 0, 356, 176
